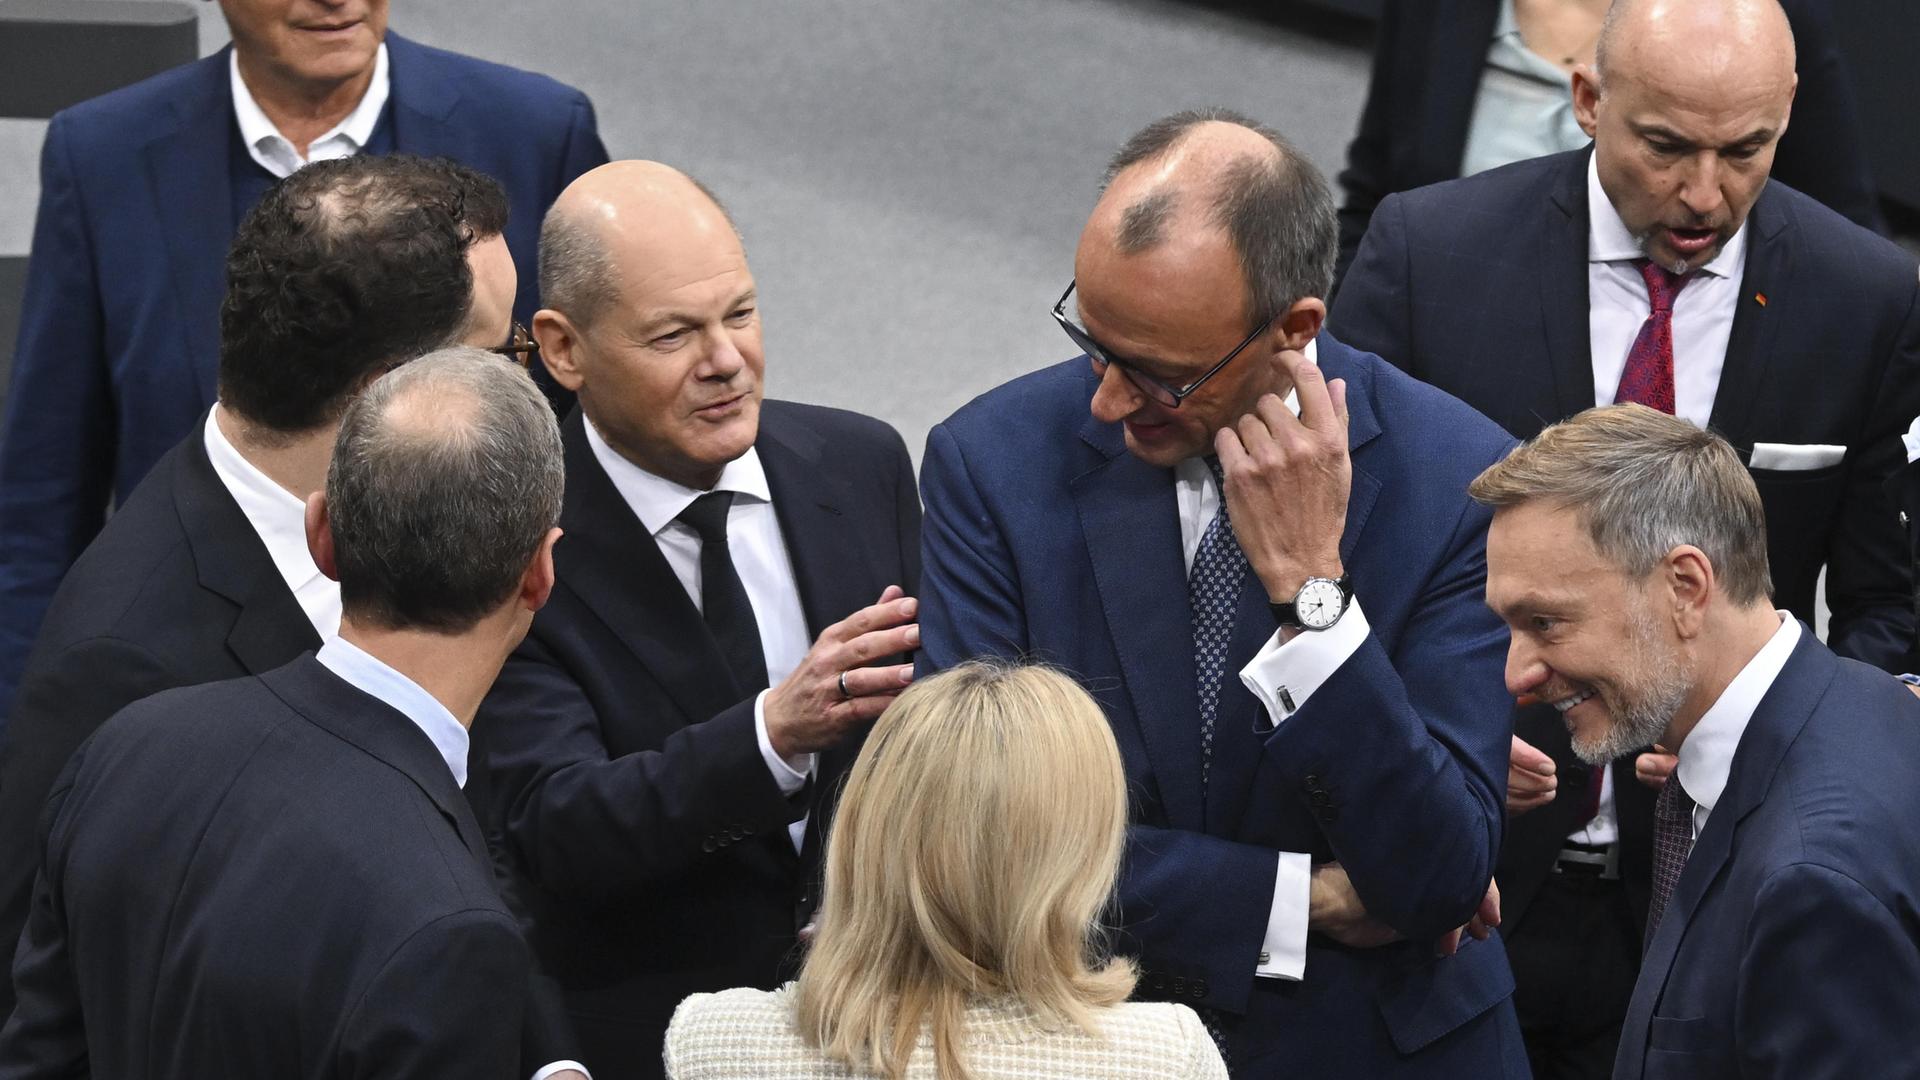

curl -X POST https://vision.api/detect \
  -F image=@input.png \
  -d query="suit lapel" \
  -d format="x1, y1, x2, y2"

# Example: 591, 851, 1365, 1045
1706, 185, 1793, 450
554, 413, 744, 724
145, 51, 236, 396
1202, 338, 1385, 833
1625, 629, 1833, 1052
381, 34, 465, 158
264, 655, 489, 860
1539, 151, 1598, 428
1071, 422, 1205, 831
173, 423, 323, 673
756, 409, 864, 639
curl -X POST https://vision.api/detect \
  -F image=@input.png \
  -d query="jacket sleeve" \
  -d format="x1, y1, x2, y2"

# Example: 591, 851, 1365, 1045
336, 910, 529, 1080
915, 422, 1027, 670
1327, 193, 1419, 380
1769, 0, 1889, 235
1334, 0, 1412, 287
0, 113, 116, 724
0, 754, 92, 1079
1823, 275, 1920, 670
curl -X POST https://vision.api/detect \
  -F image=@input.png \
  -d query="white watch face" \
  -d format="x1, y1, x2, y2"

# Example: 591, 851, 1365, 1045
1295, 578, 1346, 630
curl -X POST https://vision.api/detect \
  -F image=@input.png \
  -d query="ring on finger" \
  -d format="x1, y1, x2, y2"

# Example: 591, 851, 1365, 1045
837, 671, 852, 700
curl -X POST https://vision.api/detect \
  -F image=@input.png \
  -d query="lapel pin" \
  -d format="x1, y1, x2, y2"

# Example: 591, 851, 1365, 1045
1754, 292, 1768, 306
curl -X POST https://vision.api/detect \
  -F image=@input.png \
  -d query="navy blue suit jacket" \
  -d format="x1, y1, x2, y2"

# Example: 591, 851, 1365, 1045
0, 33, 608, 726
1614, 628, 1920, 1079
1334, 0, 1886, 283
479, 404, 921, 1080
919, 336, 1528, 1076
0, 657, 541, 1079
1333, 149, 1920, 673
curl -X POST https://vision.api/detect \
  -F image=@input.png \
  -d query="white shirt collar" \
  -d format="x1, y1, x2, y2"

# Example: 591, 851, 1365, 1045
1674, 612, 1800, 818
582, 414, 773, 536
314, 635, 469, 788
203, 407, 329, 599
1587, 152, 1748, 280
1903, 415, 1920, 464
229, 42, 390, 178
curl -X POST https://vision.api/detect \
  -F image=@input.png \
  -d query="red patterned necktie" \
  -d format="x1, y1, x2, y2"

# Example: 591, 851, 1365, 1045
1613, 261, 1693, 415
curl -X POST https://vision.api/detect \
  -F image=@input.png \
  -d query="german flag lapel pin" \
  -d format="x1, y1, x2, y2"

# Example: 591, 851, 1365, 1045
1754, 292, 1768, 307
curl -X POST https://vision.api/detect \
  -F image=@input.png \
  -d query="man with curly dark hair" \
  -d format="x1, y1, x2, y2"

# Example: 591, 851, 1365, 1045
0, 153, 530, 1029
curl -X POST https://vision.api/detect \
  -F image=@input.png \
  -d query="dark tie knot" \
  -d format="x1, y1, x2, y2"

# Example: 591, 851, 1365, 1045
677, 491, 735, 544
1636, 259, 1692, 314
1203, 455, 1226, 491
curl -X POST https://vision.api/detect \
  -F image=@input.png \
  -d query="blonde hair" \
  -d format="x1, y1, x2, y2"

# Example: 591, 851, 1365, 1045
792, 661, 1136, 1080
1469, 402, 1772, 605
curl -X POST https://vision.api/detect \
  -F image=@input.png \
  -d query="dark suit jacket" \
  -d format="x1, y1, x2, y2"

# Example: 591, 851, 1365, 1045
1614, 629, 1920, 1079
0, 424, 319, 1020
1335, 0, 1885, 283
1897, 459, 1920, 642
918, 336, 1528, 1077
479, 403, 921, 1079
0, 657, 541, 1079
0, 33, 609, 727
1334, 148, 1920, 673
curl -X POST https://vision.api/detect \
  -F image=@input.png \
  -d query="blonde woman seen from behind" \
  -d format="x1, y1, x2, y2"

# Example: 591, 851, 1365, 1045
664, 661, 1227, 1079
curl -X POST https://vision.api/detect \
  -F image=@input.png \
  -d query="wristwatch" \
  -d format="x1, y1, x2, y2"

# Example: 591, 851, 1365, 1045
1272, 574, 1352, 632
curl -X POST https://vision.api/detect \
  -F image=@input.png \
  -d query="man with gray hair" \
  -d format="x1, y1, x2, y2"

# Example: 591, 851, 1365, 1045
1476, 403, 1920, 1078
0, 349, 586, 1080
919, 109, 1526, 1075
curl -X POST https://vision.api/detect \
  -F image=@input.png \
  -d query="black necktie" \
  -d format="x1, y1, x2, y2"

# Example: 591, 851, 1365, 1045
676, 492, 770, 695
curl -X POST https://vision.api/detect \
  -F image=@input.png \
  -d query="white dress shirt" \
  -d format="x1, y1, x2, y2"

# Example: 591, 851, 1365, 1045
1587, 152, 1748, 430
1164, 341, 1370, 981
584, 418, 814, 853
1576, 156, 1748, 842
1903, 415, 1920, 463
230, 44, 390, 178
202, 407, 341, 640
314, 637, 590, 1080
1675, 613, 1799, 848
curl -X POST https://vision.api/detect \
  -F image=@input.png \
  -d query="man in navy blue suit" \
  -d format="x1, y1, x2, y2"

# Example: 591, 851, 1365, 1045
0, 0, 609, 728
918, 110, 1526, 1077
1475, 404, 1920, 1080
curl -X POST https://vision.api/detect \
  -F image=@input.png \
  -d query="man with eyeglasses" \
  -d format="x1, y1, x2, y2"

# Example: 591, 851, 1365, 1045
918, 110, 1527, 1076
0, 157, 581, 1068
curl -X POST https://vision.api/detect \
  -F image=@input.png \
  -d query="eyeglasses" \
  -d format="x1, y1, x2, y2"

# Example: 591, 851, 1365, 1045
1050, 280, 1273, 408
492, 321, 539, 369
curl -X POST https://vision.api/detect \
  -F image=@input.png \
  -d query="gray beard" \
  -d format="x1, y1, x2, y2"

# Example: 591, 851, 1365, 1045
1569, 606, 1691, 766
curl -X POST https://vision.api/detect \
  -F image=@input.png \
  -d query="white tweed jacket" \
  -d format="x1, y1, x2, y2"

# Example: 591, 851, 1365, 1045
664, 984, 1228, 1079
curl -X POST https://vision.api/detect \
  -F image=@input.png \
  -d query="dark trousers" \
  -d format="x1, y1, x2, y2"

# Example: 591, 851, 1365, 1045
1506, 868, 1641, 1080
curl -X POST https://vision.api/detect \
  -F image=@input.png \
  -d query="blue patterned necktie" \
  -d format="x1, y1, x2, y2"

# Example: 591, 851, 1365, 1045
1190, 457, 1250, 796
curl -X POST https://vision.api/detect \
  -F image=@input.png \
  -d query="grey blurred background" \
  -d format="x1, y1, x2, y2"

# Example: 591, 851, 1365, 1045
0, 0, 1376, 462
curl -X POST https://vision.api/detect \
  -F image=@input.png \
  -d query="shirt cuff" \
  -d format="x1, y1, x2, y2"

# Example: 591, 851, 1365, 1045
753, 689, 815, 795
1254, 852, 1311, 980
531, 1062, 590, 1080
1238, 601, 1371, 729
1901, 415, 1919, 463
1898, 673, 1920, 687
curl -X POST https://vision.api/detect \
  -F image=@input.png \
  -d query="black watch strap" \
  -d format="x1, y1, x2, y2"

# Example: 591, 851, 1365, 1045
1270, 574, 1353, 629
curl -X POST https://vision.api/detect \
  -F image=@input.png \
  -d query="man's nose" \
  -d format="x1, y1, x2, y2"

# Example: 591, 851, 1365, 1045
698, 328, 748, 380
1505, 637, 1550, 699
1677, 154, 1725, 220
1088, 362, 1144, 424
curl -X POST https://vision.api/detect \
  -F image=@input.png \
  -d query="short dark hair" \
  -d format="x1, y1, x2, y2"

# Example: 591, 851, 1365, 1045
327, 347, 564, 633
1104, 108, 1337, 327
219, 155, 510, 435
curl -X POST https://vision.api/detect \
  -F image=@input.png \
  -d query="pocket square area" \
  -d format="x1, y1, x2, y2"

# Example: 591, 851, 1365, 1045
1749, 442, 1846, 471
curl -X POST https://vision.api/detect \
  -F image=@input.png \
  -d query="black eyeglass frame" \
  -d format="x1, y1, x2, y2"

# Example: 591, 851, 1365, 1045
492, 321, 540, 369
1050, 280, 1275, 407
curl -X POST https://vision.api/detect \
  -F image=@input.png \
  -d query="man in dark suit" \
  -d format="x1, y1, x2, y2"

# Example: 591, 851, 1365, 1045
0, 0, 609, 727
1475, 404, 1920, 1080
1335, 0, 1883, 282
1333, 2, 1920, 1071
918, 110, 1523, 1077
0, 348, 584, 1078
0, 154, 521, 1020
479, 161, 922, 1078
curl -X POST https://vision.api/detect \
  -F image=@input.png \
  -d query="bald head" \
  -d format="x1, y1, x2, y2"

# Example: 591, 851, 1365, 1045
1087, 109, 1336, 327
538, 161, 740, 331
1596, 0, 1795, 94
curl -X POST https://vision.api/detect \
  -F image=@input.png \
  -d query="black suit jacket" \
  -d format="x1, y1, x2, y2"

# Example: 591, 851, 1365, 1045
479, 402, 921, 1079
0, 424, 319, 1018
1897, 459, 1920, 640
1332, 149, 1920, 930
1335, 0, 1885, 283
0, 657, 538, 1079
1616, 629, 1920, 1078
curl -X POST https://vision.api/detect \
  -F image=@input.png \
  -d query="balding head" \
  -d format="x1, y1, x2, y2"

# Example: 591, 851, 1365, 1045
1575, 0, 1797, 273
530, 161, 765, 491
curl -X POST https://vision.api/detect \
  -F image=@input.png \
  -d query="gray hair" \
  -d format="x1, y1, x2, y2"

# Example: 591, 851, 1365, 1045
1103, 108, 1338, 328
1469, 403, 1772, 605
327, 347, 565, 633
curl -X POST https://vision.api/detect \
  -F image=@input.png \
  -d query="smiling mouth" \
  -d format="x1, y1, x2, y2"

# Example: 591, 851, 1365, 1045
1552, 688, 1597, 712
696, 394, 745, 415
300, 19, 363, 32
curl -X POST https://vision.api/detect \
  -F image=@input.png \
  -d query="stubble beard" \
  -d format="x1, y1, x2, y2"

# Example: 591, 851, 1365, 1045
1569, 604, 1692, 766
